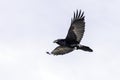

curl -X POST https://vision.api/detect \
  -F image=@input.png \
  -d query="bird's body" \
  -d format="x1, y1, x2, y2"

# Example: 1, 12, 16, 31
53, 39, 79, 48
47, 10, 93, 55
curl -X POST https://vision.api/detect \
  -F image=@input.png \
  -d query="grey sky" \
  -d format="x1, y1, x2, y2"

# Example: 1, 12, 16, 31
0, 0, 120, 80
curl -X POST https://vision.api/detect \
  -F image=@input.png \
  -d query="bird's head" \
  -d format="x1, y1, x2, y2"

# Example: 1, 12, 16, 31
53, 39, 63, 43
53, 39, 66, 46
53, 39, 59, 43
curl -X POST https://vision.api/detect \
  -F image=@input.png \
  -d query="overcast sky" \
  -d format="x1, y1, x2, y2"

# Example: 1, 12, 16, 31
0, 0, 120, 80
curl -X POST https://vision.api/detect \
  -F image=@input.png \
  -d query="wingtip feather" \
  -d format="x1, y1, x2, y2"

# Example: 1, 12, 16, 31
72, 9, 85, 22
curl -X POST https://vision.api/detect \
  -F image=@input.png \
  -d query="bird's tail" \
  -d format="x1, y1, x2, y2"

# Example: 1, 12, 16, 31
77, 45, 93, 52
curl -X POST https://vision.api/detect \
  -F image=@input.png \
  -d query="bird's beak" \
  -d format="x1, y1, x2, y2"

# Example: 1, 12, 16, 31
53, 40, 58, 43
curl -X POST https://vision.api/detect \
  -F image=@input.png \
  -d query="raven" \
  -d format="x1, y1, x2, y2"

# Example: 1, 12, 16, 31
47, 10, 93, 55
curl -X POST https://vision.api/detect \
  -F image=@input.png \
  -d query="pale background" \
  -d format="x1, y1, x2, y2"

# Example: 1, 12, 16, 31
0, 0, 120, 80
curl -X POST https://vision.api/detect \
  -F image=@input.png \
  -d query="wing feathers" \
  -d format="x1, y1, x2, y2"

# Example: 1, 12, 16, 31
78, 10, 81, 18
49, 46, 74, 55
66, 10, 85, 43
74, 12, 76, 19
75, 10, 78, 18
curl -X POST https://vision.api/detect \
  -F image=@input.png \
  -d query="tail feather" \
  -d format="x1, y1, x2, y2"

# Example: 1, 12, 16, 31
77, 45, 93, 52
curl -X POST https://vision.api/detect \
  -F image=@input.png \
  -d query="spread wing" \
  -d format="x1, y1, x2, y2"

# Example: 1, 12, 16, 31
49, 46, 74, 55
66, 10, 85, 44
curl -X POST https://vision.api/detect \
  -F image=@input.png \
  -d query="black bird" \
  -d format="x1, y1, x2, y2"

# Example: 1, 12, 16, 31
47, 10, 93, 55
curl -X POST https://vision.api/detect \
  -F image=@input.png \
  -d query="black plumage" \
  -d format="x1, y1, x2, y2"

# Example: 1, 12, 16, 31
47, 10, 93, 55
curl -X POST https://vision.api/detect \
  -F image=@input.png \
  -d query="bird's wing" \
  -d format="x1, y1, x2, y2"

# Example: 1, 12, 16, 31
50, 46, 74, 55
66, 10, 85, 43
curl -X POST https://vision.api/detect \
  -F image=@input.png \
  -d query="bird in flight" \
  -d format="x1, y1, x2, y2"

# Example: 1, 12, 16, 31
47, 10, 93, 55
